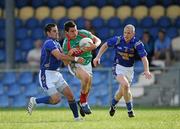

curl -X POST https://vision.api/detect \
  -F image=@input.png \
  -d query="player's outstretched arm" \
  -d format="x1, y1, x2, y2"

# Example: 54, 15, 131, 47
93, 42, 108, 67
51, 48, 85, 64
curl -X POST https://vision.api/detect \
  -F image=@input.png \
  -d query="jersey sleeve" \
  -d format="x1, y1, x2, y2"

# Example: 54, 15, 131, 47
106, 36, 119, 47
79, 29, 93, 39
134, 40, 147, 58
45, 40, 57, 52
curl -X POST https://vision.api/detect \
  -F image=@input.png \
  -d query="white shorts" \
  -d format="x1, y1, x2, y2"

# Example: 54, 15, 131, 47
68, 62, 92, 76
39, 70, 68, 96
115, 64, 134, 84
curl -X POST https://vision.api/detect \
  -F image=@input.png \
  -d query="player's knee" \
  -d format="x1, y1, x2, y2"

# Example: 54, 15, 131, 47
66, 92, 74, 101
51, 98, 60, 104
122, 83, 130, 90
81, 74, 90, 83
67, 95, 75, 101
50, 96, 60, 105
115, 91, 121, 99
124, 87, 129, 94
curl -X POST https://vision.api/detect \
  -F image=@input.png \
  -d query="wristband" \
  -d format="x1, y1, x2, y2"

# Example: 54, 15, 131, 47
74, 57, 79, 62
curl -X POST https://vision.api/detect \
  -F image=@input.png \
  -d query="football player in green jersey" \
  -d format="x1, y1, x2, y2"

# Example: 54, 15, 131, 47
62, 20, 101, 116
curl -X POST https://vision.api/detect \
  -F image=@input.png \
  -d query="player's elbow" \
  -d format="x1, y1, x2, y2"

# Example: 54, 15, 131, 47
95, 38, 101, 48
102, 42, 108, 49
141, 56, 148, 61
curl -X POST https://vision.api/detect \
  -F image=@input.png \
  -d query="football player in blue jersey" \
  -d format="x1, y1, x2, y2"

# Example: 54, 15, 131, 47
93, 24, 152, 117
27, 23, 84, 121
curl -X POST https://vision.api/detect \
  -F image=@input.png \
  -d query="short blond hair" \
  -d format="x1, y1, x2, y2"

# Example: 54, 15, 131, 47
124, 24, 135, 33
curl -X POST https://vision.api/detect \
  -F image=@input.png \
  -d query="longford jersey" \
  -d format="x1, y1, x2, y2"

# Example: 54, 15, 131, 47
40, 38, 63, 70
107, 36, 147, 67
63, 29, 93, 65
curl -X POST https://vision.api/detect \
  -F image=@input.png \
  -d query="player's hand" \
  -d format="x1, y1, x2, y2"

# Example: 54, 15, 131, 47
68, 48, 84, 56
76, 57, 85, 64
81, 42, 96, 52
68, 48, 78, 56
93, 57, 100, 67
143, 71, 152, 79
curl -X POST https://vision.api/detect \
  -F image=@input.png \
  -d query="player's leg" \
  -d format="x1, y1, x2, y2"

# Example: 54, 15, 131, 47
68, 63, 92, 116
27, 70, 61, 115
75, 67, 92, 115
112, 64, 135, 117
109, 85, 123, 116
126, 68, 135, 117
27, 91, 60, 115
109, 64, 124, 116
116, 75, 135, 117
61, 85, 81, 121
56, 72, 81, 121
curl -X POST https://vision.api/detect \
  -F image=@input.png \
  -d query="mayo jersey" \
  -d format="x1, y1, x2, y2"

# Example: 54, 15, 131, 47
107, 36, 147, 67
62, 29, 93, 65
40, 38, 63, 70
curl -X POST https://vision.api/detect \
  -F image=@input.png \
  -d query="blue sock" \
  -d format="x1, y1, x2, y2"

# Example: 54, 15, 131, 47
126, 101, 133, 112
68, 100, 79, 118
111, 98, 118, 107
36, 96, 51, 104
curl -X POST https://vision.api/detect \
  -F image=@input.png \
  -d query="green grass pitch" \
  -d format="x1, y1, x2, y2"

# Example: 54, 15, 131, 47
0, 107, 180, 129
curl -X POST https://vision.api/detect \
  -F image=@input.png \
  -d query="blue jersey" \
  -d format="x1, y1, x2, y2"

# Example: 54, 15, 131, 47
40, 38, 62, 70
107, 36, 147, 67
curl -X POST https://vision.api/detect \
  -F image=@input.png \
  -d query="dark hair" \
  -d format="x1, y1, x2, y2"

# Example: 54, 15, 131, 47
44, 23, 57, 33
64, 20, 76, 32
159, 28, 166, 34
143, 30, 150, 35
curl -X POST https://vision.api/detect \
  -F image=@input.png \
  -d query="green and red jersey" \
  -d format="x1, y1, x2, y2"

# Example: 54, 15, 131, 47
62, 29, 93, 65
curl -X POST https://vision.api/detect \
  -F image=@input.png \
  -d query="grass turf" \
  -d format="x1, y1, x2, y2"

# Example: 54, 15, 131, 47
0, 107, 180, 129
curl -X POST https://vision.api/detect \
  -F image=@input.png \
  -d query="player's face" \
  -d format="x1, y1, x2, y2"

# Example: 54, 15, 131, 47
123, 27, 135, 43
47, 26, 59, 40
66, 26, 78, 39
